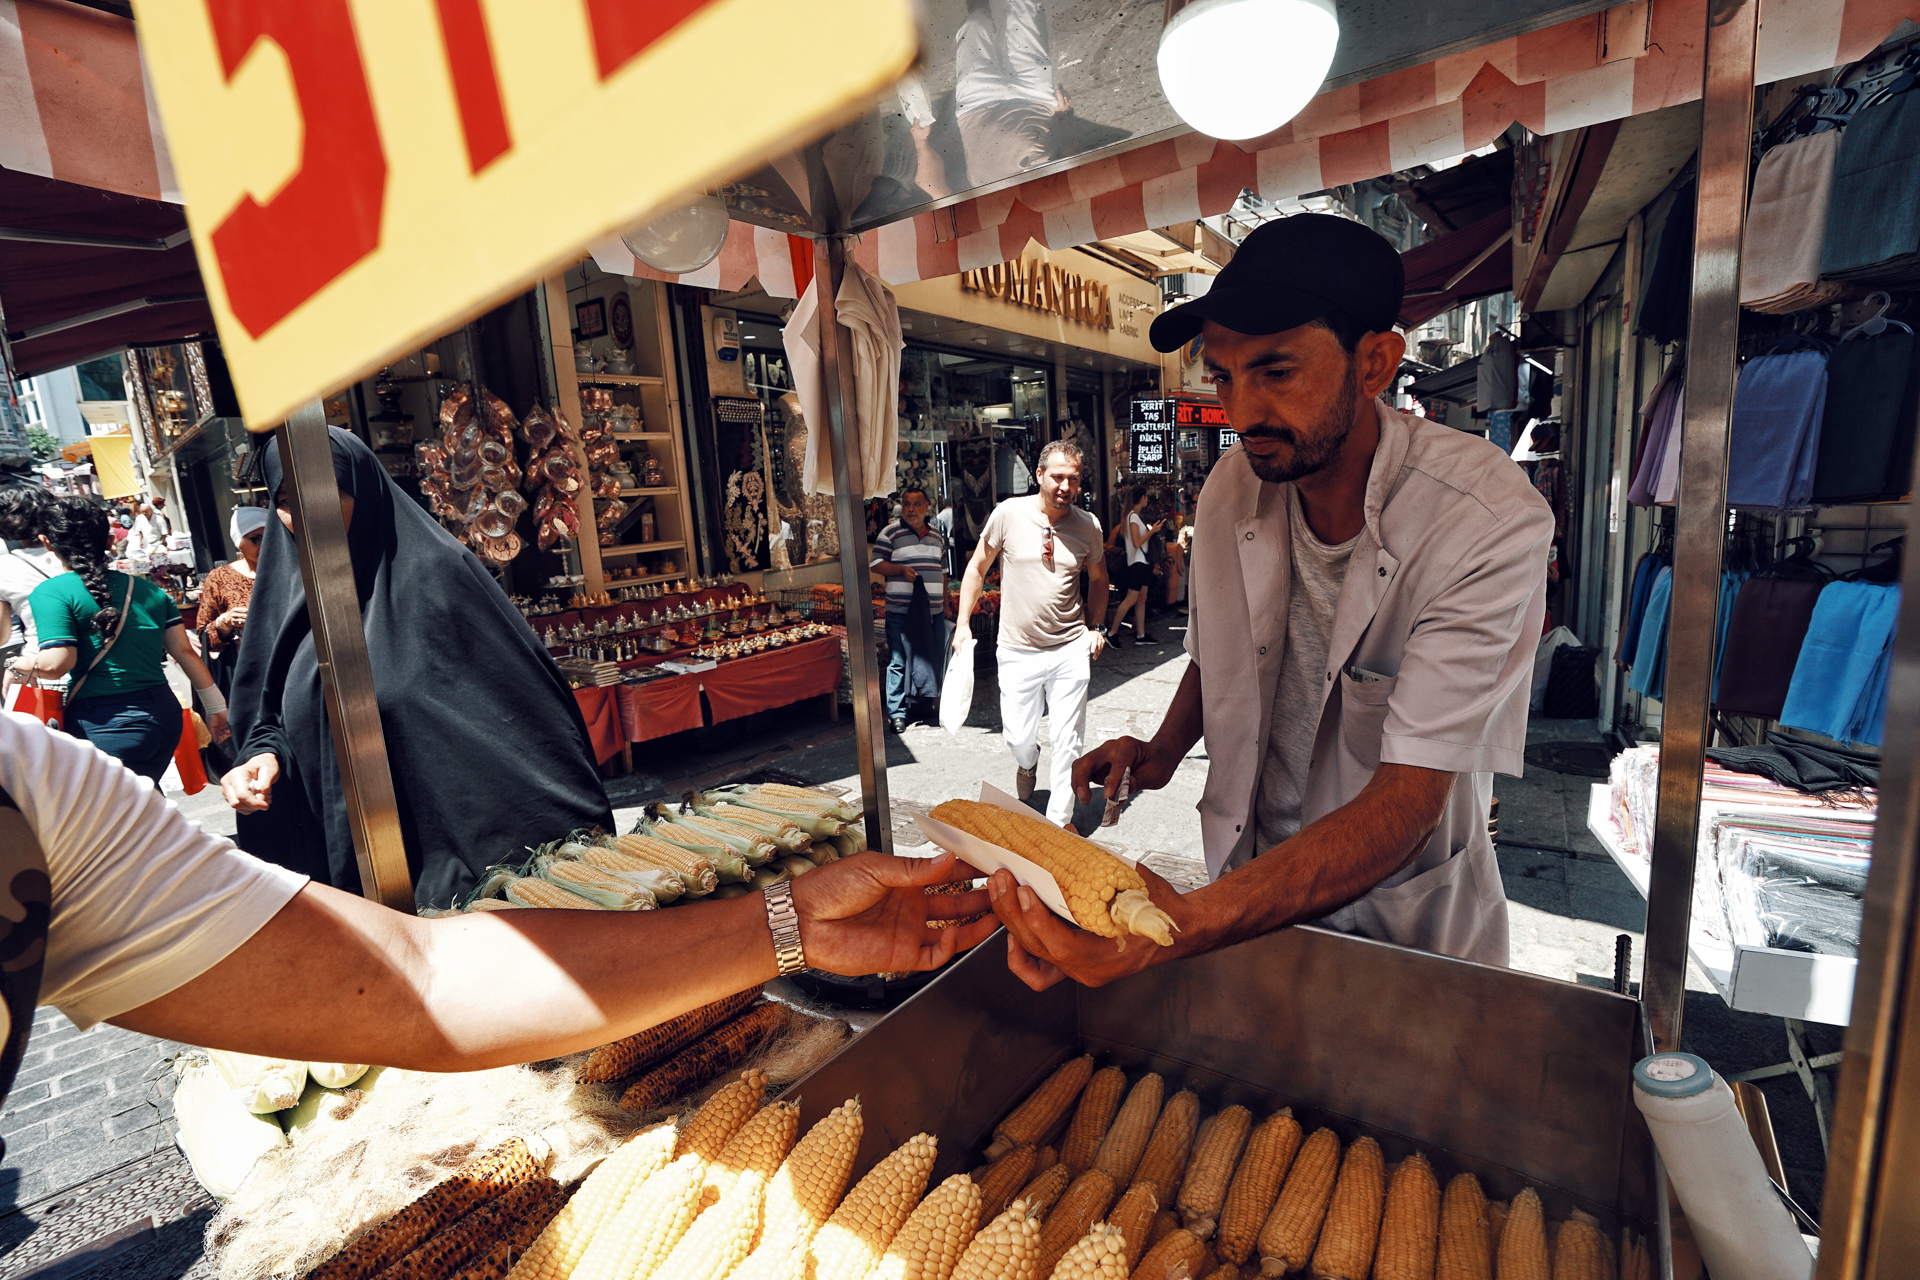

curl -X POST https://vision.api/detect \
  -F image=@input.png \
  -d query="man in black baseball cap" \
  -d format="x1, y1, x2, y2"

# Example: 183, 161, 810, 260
985, 212, 1557, 993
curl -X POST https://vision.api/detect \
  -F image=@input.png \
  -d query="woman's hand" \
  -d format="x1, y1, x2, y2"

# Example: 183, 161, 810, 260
788, 850, 997, 977
222, 752, 279, 813
218, 606, 248, 635
207, 711, 231, 744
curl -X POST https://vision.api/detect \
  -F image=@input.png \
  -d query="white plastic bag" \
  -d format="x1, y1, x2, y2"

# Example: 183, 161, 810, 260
940, 633, 976, 735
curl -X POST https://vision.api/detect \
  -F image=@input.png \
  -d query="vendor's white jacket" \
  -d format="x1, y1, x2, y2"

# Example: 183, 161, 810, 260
1186, 400, 1552, 966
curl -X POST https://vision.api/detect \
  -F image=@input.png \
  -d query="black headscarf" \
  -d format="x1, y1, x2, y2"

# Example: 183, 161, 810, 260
229, 428, 611, 908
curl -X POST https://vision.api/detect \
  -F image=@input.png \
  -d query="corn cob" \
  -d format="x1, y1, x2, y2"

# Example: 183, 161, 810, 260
1132, 1229, 1208, 1280
952, 1199, 1043, 1280
534, 855, 657, 910
1552, 1211, 1613, 1280
1484, 1202, 1507, 1265
757, 1098, 864, 1255
569, 1149, 706, 1280
1092, 1074, 1164, 1186
1309, 1136, 1383, 1280
653, 1168, 769, 1280
465, 898, 526, 912
704, 802, 813, 852
1374, 1155, 1439, 1280
1132, 1092, 1201, 1206
372, 1174, 555, 1280
979, 1147, 1041, 1222
1494, 1190, 1547, 1280
617, 1002, 787, 1112
580, 990, 763, 1083
1045, 1221, 1130, 1279
1018, 1163, 1074, 1219
497, 1179, 567, 1262
810, 1132, 941, 1279
574, 844, 686, 902
929, 801, 1176, 947
1216, 1111, 1302, 1265
1256, 1127, 1340, 1277
1062, 1068, 1128, 1177
663, 814, 774, 871
1034, 1171, 1119, 1276
502, 876, 599, 910
1102, 1180, 1159, 1274
704, 1099, 799, 1208
873, 1173, 986, 1280
1205, 1267, 1242, 1280
611, 833, 722, 894
449, 1241, 514, 1280
1177, 1105, 1253, 1238
674, 1069, 769, 1161
1150, 1210, 1182, 1249
1038, 1147, 1060, 1173
314, 1138, 544, 1280
989, 1055, 1096, 1159
507, 1124, 674, 1280
745, 782, 845, 803
1617, 1230, 1649, 1280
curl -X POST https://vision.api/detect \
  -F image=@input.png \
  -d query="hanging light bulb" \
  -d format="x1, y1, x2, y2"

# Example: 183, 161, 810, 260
620, 192, 730, 274
1158, 0, 1340, 141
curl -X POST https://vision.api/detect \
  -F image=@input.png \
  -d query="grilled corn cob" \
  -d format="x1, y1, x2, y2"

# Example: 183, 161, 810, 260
532, 855, 657, 910
1374, 1154, 1439, 1280
1038, 1147, 1060, 1173
1205, 1267, 1242, 1280
1132, 1091, 1201, 1205
450, 1242, 515, 1280
1092, 1073, 1165, 1186
1102, 1180, 1160, 1274
952, 1199, 1042, 1280
809, 1132, 940, 1279
989, 1056, 1096, 1159
1045, 1221, 1130, 1279
1018, 1163, 1074, 1219
674, 1069, 769, 1162
929, 801, 1176, 947
1310, 1136, 1383, 1280
1133, 1229, 1209, 1280
703, 1098, 799, 1207
611, 832, 723, 894
1178, 1105, 1252, 1237
313, 1137, 545, 1280
1216, 1111, 1302, 1265
1257, 1127, 1340, 1276
979, 1147, 1041, 1222
1034, 1171, 1118, 1276
579, 990, 762, 1083
1434, 1174, 1490, 1280
1552, 1210, 1613, 1280
1494, 1190, 1547, 1280
873, 1173, 986, 1280
496, 1179, 567, 1262
572, 844, 686, 902
376, 1173, 555, 1280
507, 1124, 674, 1280
617, 1002, 786, 1112
1061, 1068, 1128, 1176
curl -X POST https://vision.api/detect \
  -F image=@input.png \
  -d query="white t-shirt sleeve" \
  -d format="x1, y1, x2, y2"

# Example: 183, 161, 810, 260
2, 712, 308, 1030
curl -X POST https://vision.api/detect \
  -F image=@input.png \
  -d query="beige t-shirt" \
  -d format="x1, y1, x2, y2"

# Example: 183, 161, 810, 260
981, 497, 1103, 652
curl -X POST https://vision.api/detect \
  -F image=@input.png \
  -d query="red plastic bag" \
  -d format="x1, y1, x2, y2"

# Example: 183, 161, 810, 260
171, 708, 207, 794
9, 680, 63, 732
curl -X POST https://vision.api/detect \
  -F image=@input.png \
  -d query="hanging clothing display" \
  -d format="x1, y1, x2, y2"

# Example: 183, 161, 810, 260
1616, 549, 1669, 667
1813, 324, 1919, 503
1712, 569, 1750, 702
781, 261, 904, 499
1715, 575, 1826, 719
1821, 84, 1920, 289
1627, 564, 1674, 700
1635, 180, 1695, 345
1476, 332, 1518, 411
1627, 361, 1684, 507
1740, 129, 1849, 313
1725, 344, 1828, 510
1779, 580, 1901, 746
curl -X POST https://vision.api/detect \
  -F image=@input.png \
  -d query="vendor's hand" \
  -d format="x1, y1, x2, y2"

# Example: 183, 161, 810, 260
790, 851, 997, 976
209, 710, 230, 744
1072, 734, 1179, 804
222, 752, 279, 813
989, 864, 1188, 990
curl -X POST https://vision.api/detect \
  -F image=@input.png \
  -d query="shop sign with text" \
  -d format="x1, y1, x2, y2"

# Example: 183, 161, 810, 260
960, 257, 1113, 330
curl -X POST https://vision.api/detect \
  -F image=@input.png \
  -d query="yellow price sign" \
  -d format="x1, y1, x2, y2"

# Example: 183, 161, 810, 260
132, 0, 916, 427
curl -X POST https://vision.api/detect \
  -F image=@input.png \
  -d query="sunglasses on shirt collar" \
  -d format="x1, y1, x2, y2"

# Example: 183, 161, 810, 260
1041, 523, 1054, 567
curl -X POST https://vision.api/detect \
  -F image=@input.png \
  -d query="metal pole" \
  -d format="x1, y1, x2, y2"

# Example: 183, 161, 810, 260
814, 236, 893, 852
1640, 0, 1756, 1053
277, 404, 414, 910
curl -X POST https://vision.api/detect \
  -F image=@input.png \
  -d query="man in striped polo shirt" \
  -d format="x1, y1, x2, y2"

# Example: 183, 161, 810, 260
871, 486, 952, 733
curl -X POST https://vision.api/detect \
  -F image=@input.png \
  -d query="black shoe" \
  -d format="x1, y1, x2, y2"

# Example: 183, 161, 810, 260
1136, 633, 1160, 644
889, 717, 908, 734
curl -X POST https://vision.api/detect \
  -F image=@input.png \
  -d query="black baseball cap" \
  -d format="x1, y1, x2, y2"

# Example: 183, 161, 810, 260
1149, 213, 1405, 353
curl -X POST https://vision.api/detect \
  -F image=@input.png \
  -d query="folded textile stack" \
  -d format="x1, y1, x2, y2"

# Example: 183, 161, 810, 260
1822, 86, 1920, 290
1741, 130, 1851, 313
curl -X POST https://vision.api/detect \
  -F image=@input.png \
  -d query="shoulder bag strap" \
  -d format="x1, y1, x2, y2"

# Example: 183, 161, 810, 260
10, 549, 52, 580
64, 576, 136, 704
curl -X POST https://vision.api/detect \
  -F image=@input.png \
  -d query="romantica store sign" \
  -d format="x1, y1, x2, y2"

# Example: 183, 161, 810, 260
959, 258, 1113, 330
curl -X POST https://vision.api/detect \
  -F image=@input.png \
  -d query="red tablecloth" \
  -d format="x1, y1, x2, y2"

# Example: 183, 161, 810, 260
572, 686, 625, 764
703, 636, 843, 724
618, 673, 704, 742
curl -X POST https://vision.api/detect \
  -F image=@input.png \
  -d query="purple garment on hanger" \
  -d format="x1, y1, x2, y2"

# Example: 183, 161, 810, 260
1628, 368, 1684, 506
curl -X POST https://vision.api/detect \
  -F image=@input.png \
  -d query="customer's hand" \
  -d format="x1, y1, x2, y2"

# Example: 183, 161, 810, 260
900, 566, 917, 582
1072, 734, 1180, 804
218, 606, 248, 635
208, 711, 231, 744
788, 850, 996, 976
1089, 631, 1107, 661
222, 752, 279, 813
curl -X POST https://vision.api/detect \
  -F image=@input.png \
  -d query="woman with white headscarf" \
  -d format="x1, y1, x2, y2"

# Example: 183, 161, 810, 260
198, 506, 268, 682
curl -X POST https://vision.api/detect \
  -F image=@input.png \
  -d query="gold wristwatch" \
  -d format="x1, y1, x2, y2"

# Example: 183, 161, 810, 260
763, 879, 807, 976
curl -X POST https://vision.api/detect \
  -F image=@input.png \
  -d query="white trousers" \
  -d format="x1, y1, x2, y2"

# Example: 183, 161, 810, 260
997, 638, 1090, 824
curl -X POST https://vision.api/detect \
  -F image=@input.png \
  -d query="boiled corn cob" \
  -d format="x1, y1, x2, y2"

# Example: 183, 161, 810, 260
617, 1002, 786, 1113
810, 1132, 941, 1279
703, 1098, 799, 1207
873, 1173, 986, 1280
568, 1149, 706, 1280
655, 1166, 769, 1280
374, 1173, 555, 1280
1034, 1170, 1118, 1276
1177, 1105, 1252, 1237
1018, 1163, 1074, 1219
1132, 1228, 1209, 1280
1552, 1210, 1614, 1280
718, 786, 861, 830
533, 855, 658, 910
660, 813, 774, 872
951, 1199, 1042, 1280
1216, 1110, 1302, 1265
1102, 1180, 1159, 1274
929, 801, 1176, 947
314, 1138, 545, 1280
756, 1098, 864, 1256
465, 898, 526, 912
1494, 1189, 1547, 1280
1310, 1135, 1383, 1280
1256, 1127, 1340, 1276
701, 802, 813, 853
1045, 1222, 1129, 1279
579, 990, 762, 1083
1061, 1068, 1128, 1177
1433, 1174, 1490, 1280
1372, 1155, 1440, 1280
572, 844, 686, 903
673, 1069, 768, 1162
988, 1055, 1095, 1159
502, 876, 599, 910
611, 832, 723, 894
1091, 1073, 1165, 1186
1132, 1091, 1201, 1205
507, 1124, 674, 1280
979, 1147, 1041, 1223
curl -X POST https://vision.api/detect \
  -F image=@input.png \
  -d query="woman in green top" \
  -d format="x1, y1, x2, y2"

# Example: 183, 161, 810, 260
8, 497, 230, 783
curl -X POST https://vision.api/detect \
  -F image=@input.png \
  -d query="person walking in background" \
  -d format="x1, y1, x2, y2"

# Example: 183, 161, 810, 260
871, 486, 951, 733
149, 495, 173, 539
952, 440, 1108, 826
1174, 513, 1195, 616
7, 495, 230, 782
197, 505, 268, 693
127, 502, 156, 556
1107, 485, 1165, 645
0, 486, 58, 681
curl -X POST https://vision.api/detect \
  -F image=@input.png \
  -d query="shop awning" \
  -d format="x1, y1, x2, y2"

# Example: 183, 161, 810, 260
1406, 355, 1483, 404
1398, 209, 1515, 330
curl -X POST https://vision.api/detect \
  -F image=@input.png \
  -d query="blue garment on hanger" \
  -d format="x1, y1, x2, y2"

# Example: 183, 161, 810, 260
1727, 349, 1829, 510
1618, 552, 1666, 667
1779, 581, 1901, 745
1628, 566, 1674, 699
1712, 571, 1750, 703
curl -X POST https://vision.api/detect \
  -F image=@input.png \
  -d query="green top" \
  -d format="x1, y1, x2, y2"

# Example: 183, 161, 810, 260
28, 570, 181, 700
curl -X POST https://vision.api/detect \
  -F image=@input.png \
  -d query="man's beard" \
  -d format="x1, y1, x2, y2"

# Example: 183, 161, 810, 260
1241, 362, 1362, 484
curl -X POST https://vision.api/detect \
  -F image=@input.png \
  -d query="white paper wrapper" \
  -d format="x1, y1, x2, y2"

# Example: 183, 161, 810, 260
913, 783, 1139, 928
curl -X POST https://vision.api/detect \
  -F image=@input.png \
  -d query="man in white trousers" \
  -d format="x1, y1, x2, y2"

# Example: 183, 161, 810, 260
953, 441, 1108, 826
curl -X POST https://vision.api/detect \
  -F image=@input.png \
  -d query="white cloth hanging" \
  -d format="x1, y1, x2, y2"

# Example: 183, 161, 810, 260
783, 278, 830, 495
780, 259, 903, 499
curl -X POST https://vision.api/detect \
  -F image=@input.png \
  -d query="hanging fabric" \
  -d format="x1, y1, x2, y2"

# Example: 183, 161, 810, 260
1813, 319, 1919, 503
1636, 181, 1696, 345
1741, 130, 1849, 313
1616, 549, 1668, 667
1779, 580, 1901, 746
1821, 78, 1920, 290
1715, 575, 1825, 719
1476, 332, 1518, 411
835, 258, 904, 499
1627, 564, 1675, 700
1711, 569, 1750, 703
1628, 361, 1684, 507
1726, 340, 1829, 510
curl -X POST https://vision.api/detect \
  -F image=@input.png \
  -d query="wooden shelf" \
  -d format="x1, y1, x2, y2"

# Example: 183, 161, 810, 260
604, 570, 698, 588
618, 486, 679, 497
599, 539, 686, 556
608, 431, 673, 441
579, 373, 665, 386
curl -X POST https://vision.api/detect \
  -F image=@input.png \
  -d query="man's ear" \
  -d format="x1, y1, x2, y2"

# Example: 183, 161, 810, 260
1356, 329, 1408, 399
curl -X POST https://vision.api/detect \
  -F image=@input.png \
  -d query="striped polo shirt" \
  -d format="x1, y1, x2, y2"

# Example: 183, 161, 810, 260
871, 520, 947, 604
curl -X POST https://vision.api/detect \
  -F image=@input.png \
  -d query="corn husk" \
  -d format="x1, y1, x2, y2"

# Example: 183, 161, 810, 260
697, 802, 814, 852
549, 839, 687, 902
776, 854, 817, 877
709, 785, 861, 831
308, 1063, 370, 1090
173, 1058, 288, 1199
750, 864, 792, 889
531, 853, 658, 909
631, 816, 751, 882
643, 809, 763, 878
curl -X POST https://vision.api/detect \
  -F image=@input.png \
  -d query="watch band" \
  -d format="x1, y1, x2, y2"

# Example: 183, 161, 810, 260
763, 879, 807, 976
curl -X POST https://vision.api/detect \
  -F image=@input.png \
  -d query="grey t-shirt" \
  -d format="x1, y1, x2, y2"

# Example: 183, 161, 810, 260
1252, 490, 1358, 852
982, 497, 1103, 652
